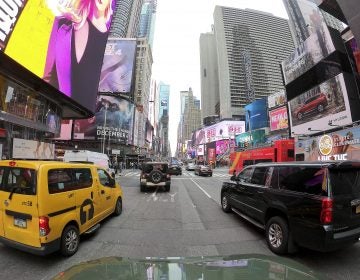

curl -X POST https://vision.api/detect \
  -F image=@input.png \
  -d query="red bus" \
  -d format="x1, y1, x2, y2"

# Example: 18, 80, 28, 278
229, 139, 295, 175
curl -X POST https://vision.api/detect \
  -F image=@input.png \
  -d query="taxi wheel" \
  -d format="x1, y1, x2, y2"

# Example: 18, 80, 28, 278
61, 225, 79, 257
114, 197, 122, 216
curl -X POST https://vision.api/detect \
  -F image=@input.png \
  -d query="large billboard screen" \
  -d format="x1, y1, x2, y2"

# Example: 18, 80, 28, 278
73, 95, 134, 144
98, 39, 136, 94
192, 121, 245, 146
235, 130, 266, 148
268, 90, 286, 110
1, 0, 116, 112
245, 99, 268, 131
269, 106, 289, 131
295, 126, 360, 162
288, 73, 352, 135
282, 23, 336, 85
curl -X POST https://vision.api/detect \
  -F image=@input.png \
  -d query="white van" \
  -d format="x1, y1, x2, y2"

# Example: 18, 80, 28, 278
63, 150, 115, 175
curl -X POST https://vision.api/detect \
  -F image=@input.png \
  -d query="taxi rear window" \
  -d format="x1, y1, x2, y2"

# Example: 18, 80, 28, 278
0, 167, 36, 195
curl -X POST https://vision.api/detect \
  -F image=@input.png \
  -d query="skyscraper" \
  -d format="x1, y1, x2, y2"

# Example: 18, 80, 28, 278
177, 88, 201, 156
204, 6, 294, 119
110, 0, 144, 38
138, 0, 157, 49
199, 30, 220, 122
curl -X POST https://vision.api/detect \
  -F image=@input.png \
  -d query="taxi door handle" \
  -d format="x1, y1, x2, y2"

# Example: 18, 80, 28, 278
101, 190, 105, 194
91, 192, 93, 199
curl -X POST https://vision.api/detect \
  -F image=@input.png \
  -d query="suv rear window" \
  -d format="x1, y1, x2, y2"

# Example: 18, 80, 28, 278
330, 168, 360, 196
273, 166, 327, 196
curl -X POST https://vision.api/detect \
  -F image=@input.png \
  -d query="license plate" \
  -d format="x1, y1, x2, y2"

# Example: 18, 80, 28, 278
14, 218, 27, 228
356, 205, 360, 214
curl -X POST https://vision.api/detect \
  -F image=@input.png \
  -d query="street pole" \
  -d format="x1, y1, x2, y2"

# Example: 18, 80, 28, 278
102, 105, 108, 154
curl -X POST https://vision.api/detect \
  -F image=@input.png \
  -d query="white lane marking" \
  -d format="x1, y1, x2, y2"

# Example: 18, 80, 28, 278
190, 179, 211, 198
169, 192, 177, 202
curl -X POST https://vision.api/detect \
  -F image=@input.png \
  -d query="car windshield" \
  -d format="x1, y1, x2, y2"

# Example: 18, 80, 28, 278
1, 0, 358, 279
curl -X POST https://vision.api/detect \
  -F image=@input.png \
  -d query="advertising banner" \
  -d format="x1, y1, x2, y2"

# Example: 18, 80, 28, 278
295, 126, 360, 161
288, 73, 352, 135
192, 121, 245, 146
282, 22, 336, 85
207, 148, 216, 163
1, 0, 117, 112
268, 90, 286, 109
196, 145, 204, 156
55, 120, 73, 140
235, 130, 266, 148
216, 140, 235, 155
73, 95, 134, 144
98, 39, 136, 94
245, 99, 268, 131
13, 138, 54, 159
269, 106, 289, 131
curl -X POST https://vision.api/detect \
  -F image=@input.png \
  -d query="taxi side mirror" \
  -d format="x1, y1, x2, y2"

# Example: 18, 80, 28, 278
109, 178, 116, 187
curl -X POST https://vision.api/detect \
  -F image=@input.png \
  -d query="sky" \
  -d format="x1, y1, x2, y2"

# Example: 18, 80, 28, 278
151, 0, 290, 156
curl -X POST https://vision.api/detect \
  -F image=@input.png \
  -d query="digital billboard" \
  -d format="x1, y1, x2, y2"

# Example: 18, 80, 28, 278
282, 22, 336, 85
192, 121, 245, 145
73, 95, 134, 144
54, 120, 73, 140
295, 126, 360, 162
268, 90, 286, 110
98, 39, 136, 94
216, 140, 235, 155
1, 0, 116, 112
235, 130, 266, 148
269, 106, 289, 131
245, 98, 268, 131
288, 73, 352, 135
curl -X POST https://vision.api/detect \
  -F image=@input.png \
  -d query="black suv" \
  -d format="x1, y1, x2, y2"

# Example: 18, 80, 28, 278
140, 162, 171, 192
221, 161, 360, 254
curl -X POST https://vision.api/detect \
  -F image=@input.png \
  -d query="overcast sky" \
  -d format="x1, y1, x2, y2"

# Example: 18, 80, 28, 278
151, 0, 289, 156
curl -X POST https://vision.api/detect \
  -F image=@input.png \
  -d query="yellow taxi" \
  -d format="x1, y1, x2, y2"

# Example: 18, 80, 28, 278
0, 160, 123, 256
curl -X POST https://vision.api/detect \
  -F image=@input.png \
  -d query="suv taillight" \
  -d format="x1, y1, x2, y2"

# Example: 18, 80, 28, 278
320, 198, 333, 224
39, 216, 50, 236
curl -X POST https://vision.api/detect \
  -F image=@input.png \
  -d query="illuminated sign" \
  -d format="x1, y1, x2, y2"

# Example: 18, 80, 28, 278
269, 106, 288, 131
1, 0, 117, 112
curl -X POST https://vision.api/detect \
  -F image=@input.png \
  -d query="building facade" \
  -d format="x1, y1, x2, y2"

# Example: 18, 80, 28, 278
177, 88, 201, 158
157, 82, 170, 158
133, 38, 153, 150
110, 0, 144, 38
138, 0, 157, 49
212, 6, 294, 119
199, 31, 220, 123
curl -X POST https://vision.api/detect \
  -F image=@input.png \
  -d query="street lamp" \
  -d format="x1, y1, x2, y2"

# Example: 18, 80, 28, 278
101, 104, 109, 154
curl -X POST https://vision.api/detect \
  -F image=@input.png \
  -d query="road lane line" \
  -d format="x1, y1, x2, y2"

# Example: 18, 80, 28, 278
190, 178, 211, 198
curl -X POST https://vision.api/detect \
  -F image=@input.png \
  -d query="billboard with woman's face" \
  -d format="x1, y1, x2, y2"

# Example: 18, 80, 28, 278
0, 0, 116, 112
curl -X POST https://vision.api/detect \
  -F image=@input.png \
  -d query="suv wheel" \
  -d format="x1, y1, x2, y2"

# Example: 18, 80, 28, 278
317, 104, 324, 112
61, 225, 79, 257
221, 193, 232, 213
266, 216, 289, 254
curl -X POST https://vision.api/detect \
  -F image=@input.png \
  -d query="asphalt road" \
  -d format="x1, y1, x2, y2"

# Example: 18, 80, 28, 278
0, 167, 360, 279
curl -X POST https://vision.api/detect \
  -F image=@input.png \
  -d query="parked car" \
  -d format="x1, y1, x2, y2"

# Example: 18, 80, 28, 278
0, 160, 123, 256
186, 162, 196, 171
194, 165, 212, 176
221, 161, 360, 254
140, 162, 171, 192
294, 93, 328, 120
168, 164, 182, 175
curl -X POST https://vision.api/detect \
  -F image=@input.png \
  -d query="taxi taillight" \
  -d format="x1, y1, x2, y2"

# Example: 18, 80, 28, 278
39, 216, 50, 236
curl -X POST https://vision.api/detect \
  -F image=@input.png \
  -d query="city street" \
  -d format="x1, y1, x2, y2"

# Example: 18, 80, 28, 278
0, 167, 360, 279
